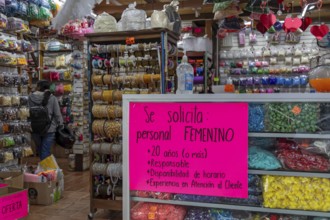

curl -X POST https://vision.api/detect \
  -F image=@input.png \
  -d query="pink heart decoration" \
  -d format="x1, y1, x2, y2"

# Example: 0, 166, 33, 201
310, 24, 329, 40
260, 14, 276, 29
284, 18, 302, 32
300, 17, 312, 31
256, 22, 268, 34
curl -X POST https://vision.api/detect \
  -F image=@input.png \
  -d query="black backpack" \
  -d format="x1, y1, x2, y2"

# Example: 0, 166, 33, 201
29, 96, 52, 135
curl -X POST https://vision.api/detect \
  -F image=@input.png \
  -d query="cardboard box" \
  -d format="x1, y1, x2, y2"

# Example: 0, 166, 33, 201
0, 172, 24, 189
0, 187, 28, 219
24, 180, 63, 205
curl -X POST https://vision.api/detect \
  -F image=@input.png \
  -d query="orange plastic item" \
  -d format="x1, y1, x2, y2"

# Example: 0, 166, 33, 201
309, 78, 330, 92
224, 84, 235, 93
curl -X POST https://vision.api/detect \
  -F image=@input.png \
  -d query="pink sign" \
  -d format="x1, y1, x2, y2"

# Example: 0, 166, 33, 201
0, 189, 28, 220
129, 102, 248, 198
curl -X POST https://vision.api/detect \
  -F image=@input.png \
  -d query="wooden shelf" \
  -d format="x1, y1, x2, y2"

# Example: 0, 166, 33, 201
39, 49, 72, 54
0, 63, 26, 68
178, 51, 206, 58
85, 28, 179, 44
91, 198, 122, 211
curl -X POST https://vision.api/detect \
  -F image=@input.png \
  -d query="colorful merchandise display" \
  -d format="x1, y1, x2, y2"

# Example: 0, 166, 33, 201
263, 175, 330, 211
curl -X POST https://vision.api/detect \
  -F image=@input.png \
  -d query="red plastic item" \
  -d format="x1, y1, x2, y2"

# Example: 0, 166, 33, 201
276, 139, 330, 172
131, 203, 186, 220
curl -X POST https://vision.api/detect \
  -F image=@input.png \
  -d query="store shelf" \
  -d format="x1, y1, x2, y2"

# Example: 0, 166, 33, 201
0, 63, 25, 68
178, 51, 206, 58
40, 49, 72, 54
91, 198, 122, 211
130, 197, 330, 217
249, 132, 330, 139
85, 28, 179, 44
249, 170, 330, 178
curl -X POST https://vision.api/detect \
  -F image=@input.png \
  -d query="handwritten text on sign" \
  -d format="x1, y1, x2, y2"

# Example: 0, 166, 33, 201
129, 103, 248, 198
0, 189, 28, 220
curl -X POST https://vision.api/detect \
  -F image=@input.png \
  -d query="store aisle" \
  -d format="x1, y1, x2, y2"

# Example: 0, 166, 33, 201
22, 157, 122, 220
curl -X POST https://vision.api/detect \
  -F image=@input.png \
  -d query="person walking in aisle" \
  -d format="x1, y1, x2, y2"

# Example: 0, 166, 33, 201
28, 80, 63, 160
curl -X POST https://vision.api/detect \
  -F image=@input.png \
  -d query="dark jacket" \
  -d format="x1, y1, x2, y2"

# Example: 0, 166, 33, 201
28, 91, 63, 133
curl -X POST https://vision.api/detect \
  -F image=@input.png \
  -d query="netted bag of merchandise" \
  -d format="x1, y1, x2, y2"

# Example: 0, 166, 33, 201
131, 202, 186, 220
265, 103, 320, 133
263, 175, 330, 211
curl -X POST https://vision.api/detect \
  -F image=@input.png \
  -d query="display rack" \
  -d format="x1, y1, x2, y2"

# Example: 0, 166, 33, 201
85, 28, 179, 218
178, 51, 212, 93
122, 93, 330, 219
0, 32, 33, 169
38, 41, 74, 158
69, 42, 90, 171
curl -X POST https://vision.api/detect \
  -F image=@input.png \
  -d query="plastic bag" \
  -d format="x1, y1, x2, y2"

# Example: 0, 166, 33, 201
121, 2, 146, 31
94, 12, 117, 33
249, 146, 282, 170
38, 6, 53, 20
277, 147, 330, 172
248, 104, 265, 132
318, 103, 330, 131
130, 203, 186, 220
151, 10, 169, 29
27, 3, 39, 20
263, 175, 330, 211
185, 208, 211, 220
265, 103, 320, 133
55, 55, 66, 69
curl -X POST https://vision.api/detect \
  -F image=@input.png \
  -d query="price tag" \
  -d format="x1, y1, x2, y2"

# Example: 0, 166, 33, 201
292, 105, 301, 115
126, 37, 135, 45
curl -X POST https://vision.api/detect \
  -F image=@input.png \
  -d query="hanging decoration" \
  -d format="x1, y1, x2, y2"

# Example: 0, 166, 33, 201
273, 21, 283, 31
283, 17, 302, 33
260, 13, 276, 29
310, 24, 329, 40
300, 17, 312, 31
256, 21, 268, 34
310, 0, 328, 40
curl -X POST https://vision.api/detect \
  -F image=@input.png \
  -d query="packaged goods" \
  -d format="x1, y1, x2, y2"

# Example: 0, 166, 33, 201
263, 175, 330, 211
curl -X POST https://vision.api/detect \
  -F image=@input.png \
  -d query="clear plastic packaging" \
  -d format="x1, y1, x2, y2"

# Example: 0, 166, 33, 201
265, 103, 320, 133
27, 3, 39, 20
248, 104, 265, 132
0, 13, 6, 29
121, 2, 146, 31
130, 202, 186, 220
150, 10, 169, 29
276, 139, 330, 171
94, 12, 117, 33
249, 146, 282, 170
263, 175, 330, 211
185, 208, 211, 220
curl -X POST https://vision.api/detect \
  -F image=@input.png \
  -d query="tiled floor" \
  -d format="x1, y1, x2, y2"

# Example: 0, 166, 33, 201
22, 157, 122, 220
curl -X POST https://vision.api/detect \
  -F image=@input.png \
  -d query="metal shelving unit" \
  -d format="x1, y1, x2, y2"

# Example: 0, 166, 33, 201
130, 197, 330, 217
122, 93, 330, 219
